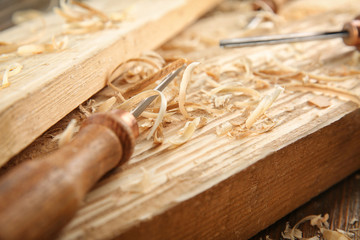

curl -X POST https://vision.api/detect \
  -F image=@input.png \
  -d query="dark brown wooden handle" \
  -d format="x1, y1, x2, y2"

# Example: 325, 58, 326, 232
0, 109, 138, 240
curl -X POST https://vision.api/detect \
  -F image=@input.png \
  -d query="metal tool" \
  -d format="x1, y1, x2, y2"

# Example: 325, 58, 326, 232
0, 65, 185, 240
220, 16, 360, 49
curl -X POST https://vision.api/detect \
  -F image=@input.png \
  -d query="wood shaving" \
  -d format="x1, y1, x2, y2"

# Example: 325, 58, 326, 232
179, 62, 200, 119
52, 36, 69, 51
282, 222, 303, 240
121, 167, 153, 194
170, 117, 200, 146
53, 119, 79, 147
213, 94, 232, 108
54, 0, 128, 34
280, 214, 354, 240
118, 89, 167, 140
216, 121, 233, 136
246, 85, 283, 129
1, 63, 23, 89
308, 96, 332, 109
210, 85, 261, 99
96, 96, 117, 112
17, 44, 46, 56
153, 125, 164, 145
123, 58, 186, 97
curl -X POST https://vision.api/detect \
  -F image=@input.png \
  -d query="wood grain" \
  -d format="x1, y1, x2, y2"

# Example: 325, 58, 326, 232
0, 0, 222, 166
251, 170, 360, 240
1, 0, 360, 240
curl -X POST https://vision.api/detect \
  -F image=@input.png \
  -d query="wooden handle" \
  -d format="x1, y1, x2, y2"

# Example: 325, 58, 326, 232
343, 17, 360, 50
0, 109, 138, 240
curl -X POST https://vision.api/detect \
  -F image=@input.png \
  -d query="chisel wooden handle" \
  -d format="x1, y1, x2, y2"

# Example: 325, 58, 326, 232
0, 109, 138, 240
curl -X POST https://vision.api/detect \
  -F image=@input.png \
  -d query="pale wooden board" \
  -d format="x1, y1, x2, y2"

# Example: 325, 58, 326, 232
4, 0, 360, 239
45, 1, 360, 239
0, 0, 222, 165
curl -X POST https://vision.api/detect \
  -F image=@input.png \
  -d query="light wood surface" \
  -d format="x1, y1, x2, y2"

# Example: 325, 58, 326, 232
0, 0, 222, 166
2, 0, 360, 240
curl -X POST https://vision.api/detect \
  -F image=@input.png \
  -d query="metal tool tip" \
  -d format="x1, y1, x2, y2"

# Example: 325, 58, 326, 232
131, 65, 185, 118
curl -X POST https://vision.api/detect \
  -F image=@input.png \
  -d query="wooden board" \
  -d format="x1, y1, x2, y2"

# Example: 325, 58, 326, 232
251, 170, 360, 239
2, 0, 360, 239
0, 0, 222, 165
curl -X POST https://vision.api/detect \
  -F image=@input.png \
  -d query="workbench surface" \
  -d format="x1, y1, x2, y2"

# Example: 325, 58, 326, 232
0, 0, 359, 239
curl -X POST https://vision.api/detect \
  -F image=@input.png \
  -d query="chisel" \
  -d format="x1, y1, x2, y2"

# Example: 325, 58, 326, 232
220, 15, 360, 49
0, 65, 185, 240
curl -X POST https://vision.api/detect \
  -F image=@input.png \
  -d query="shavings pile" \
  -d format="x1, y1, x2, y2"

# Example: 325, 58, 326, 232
71, 38, 360, 147
54, 0, 129, 34
6, 0, 359, 152
0, 0, 131, 90
279, 214, 358, 240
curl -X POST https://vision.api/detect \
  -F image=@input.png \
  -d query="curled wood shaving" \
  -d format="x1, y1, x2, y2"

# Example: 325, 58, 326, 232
53, 119, 79, 147
55, 0, 132, 34
246, 85, 283, 129
54, 0, 126, 34
52, 35, 69, 51
121, 167, 153, 193
210, 85, 261, 99
282, 222, 303, 240
213, 94, 232, 108
96, 96, 117, 112
170, 117, 200, 146
153, 125, 164, 145
282, 214, 334, 240
110, 57, 162, 84
118, 89, 167, 140
124, 58, 186, 97
285, 83, 360, 106
179, 62, 200, 119
1, 63, 23, 89
310, 214, 330, 229
70, 0, 109, 21
17, 44, 46, 56
142, 51, 166, 65
216, 122, 233, 136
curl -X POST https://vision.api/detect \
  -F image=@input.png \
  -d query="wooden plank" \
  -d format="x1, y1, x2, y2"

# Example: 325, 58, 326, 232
2, 0, 360, 239
55, 2, 359, 239
251, 170, 360, 239
0, 0, 222, 165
